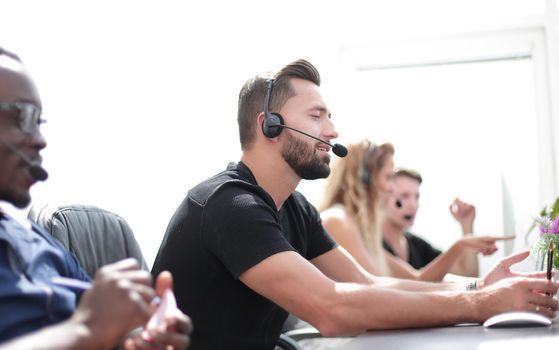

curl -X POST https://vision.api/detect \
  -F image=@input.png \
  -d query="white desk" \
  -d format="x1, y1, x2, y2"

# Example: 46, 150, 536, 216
340, 321, 559, 349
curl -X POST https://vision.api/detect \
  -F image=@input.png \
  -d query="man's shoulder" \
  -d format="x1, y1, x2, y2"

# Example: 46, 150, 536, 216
404, 231, 439, 251
188, 162, 267, 207
286, 191, 321, 215
288, 190, 313, 206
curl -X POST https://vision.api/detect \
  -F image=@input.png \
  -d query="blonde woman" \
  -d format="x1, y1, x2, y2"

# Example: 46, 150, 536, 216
320, 139, 508, 281
320, 139, 394, 276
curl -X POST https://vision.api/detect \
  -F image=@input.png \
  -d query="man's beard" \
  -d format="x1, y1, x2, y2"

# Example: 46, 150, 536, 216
0, 187, 31, 209
281, 132, 331, 180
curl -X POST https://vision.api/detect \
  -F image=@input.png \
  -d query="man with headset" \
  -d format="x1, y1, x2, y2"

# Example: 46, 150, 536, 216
152, 59, 557, 350
0, 47, 191, 349
382, 168, 492, 277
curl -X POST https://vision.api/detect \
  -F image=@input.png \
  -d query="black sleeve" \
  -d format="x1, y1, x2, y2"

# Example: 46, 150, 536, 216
302, 202, 338, 260
201, 183, 296, 278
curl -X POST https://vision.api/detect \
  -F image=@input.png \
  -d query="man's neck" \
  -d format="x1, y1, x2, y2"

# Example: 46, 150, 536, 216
241, 152, 300, 210
381, 219, 406, 246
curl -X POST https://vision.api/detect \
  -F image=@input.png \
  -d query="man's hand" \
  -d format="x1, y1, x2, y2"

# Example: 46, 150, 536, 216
450, 198, 476, 234
71, 258, 154, 349
454, 235, 515, 256
478, 250, 554, 288
123, 271, 193, 350
476, 276, 558, 320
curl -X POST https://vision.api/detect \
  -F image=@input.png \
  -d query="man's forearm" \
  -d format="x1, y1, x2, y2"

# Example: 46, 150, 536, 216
451, 251, 479, 277
452, 232, 480, 277
371, 274, 472, 292
311, 282, 481, 336
0, 320, 98, 350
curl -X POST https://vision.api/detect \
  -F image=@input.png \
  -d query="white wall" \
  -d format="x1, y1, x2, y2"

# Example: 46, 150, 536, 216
0, 0, 556, 270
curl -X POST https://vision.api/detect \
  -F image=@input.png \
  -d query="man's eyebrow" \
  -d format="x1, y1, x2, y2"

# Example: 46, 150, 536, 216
307, 105, 331, 117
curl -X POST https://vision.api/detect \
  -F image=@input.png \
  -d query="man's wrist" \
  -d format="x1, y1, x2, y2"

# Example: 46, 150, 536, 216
461, 223, 474, 234
466, 279, 478, 291
64, 318, 100, 349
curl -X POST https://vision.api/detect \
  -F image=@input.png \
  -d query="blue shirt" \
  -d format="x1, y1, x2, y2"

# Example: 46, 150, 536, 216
0, 213, 90, 342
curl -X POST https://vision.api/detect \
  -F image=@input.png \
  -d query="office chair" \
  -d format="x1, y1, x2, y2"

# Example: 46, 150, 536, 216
276, 333, 303, 350
27, 203, 148, 277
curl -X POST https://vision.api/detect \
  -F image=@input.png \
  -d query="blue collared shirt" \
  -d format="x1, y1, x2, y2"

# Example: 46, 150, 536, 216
0, 213, 90, 342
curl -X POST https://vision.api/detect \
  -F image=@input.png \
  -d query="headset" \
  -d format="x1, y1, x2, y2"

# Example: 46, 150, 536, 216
260, 79, 348, 157
360, 141, 378, 186
261, 79, 284, 138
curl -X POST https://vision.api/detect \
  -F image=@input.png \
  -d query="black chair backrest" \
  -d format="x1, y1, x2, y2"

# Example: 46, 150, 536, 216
28, 203, 148, 277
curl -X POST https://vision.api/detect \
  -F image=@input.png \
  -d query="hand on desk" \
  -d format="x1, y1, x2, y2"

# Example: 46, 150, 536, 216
123, 271, 193, 350
476, 250, 558, 319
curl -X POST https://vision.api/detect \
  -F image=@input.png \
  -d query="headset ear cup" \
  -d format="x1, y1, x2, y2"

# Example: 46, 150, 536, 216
262, 112, 284, 138
360, 164, 370, 186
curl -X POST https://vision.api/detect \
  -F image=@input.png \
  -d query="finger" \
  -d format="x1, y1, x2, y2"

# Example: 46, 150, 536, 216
131, 333, 152, 350
475, 235, 515, 242
481, 247, 498, 256
450, 202, 459, 214
525, 279, 559, 295
518, 271, 550, 279
100, 258, 141, 273
117, 270, 153, 286
529, 298, 558, 318
126, 282, 157, 305
529, 303, 556, 318
498, 250, 530, 266
528, 288, 558, 305
123, 338, 137, 350
155, 271, 174, 296
148, 331, 190, 350
166, 310, 193, 335
490, 235, 516, 241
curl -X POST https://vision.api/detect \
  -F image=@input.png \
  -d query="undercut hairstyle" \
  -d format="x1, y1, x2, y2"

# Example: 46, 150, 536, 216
393, 167, 423, 184
237, 59, 321, 150
0, 47, 21, 62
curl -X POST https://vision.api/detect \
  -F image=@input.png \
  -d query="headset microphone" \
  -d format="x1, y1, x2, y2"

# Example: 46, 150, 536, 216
0, 139, 48, 181
270, 123, 347, 157
262, 79, 347, 158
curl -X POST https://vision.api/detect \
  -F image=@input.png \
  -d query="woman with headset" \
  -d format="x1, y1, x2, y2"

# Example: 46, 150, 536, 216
319, 139, 507, 281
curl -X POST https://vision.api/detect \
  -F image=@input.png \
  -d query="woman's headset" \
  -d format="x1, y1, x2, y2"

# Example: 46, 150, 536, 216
359, 141, 378, 186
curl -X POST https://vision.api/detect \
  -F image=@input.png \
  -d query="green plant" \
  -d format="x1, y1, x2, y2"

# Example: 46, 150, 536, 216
526, 198, 559, 269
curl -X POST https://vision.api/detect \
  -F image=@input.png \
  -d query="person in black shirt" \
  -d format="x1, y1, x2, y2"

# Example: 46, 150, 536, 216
382, 168, 512, 277
152, 59, 557, 350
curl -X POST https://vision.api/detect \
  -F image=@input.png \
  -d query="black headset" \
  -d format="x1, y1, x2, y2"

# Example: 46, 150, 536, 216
360, 141, 377, 186
261, 79, 284, 138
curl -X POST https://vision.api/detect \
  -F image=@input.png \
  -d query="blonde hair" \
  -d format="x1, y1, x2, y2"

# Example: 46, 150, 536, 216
320, 139, 394, 275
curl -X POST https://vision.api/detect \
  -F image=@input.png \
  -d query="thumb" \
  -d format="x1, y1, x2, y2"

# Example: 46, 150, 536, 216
499, 250, 530, 267
155, 270, 174, 297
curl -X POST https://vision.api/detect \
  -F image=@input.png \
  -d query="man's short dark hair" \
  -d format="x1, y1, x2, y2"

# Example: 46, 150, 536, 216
394, 167, 423, 184
237, 59, 321, 150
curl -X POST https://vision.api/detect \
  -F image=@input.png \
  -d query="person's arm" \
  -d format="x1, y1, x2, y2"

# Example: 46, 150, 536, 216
392, 235, 514, 281
0, 319, 100, 350
321, 207, 390, 276
449, 198, 478, 276
0, 259, 154, 350
239, 248, 558, 336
